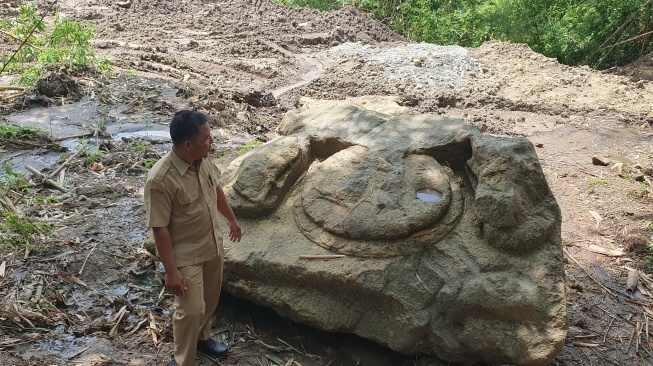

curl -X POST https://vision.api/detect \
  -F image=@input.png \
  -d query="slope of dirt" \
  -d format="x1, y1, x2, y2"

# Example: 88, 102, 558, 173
1, 1, 653, 366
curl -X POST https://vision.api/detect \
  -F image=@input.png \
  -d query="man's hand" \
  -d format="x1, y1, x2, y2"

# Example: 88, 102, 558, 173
228, 219, 242, 243
165, 268, 187, 296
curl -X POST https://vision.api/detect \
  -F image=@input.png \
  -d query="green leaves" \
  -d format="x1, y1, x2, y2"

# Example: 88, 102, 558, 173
1, 4, 112, 85
0, 212, 52, 249
270, 0, 653, 69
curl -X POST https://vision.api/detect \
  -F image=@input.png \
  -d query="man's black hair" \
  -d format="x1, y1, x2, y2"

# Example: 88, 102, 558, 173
170, 110, 208, 147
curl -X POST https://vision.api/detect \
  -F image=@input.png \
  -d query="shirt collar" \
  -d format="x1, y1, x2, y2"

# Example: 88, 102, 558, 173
170, 150, 194, 176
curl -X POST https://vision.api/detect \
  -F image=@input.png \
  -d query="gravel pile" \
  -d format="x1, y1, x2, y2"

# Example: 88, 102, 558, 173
323, 42, 485, 93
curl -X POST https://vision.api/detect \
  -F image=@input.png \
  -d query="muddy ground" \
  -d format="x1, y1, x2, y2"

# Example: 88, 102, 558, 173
1, 0, 653, 365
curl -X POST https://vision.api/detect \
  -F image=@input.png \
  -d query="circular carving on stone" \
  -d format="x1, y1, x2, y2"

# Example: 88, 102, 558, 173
294, 146, 464, 257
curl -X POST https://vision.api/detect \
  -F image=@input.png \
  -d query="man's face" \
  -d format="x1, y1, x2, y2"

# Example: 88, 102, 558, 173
190, 123, 213, 160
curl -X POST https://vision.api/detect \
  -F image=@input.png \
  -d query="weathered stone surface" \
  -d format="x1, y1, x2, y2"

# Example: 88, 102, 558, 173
219, 97, 566, 366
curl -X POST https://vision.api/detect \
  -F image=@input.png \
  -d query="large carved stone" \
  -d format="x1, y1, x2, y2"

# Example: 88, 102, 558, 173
220, 97, 566, 366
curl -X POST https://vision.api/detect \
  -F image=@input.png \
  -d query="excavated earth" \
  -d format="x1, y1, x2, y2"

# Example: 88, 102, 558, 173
1, 0, 653, 365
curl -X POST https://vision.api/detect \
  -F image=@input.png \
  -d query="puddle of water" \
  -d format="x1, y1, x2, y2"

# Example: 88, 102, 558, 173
114, 130, 170, 142
72, 289, 95, 310
1, 150, 62, 175
113, 284, 129, 297
7, 99, 98, 139
7, 97, 171, 142
19, 334, 92, 361
416, 190, 442, 202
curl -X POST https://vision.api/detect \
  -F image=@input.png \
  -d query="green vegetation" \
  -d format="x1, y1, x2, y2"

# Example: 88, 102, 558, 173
34, 195, 62, 204
134, 139, 151, 151
0, 164, 52, 249
274, 0, 653, 69
0, 212, 52, 249
1, 4, 111, 85
588, 178, 611, 193
0, 124, 50, 144
75, 139, 106, 163
1, 162, 29, 193
239, 140, 264, 152
143, 159, 156, 169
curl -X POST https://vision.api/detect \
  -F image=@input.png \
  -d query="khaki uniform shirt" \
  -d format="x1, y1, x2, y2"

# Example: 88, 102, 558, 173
144, 151, 224, 267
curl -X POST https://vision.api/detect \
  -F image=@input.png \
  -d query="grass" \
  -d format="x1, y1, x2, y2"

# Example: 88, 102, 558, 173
0, 124, 50, 144
239, 140, 263, 152
588, 178, 611, 194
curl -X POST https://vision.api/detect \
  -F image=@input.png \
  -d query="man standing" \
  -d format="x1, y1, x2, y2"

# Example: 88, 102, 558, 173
144, 110, 242, 366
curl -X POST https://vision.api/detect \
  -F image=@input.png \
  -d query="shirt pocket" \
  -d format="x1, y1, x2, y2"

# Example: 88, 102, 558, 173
175, 189, 203, 217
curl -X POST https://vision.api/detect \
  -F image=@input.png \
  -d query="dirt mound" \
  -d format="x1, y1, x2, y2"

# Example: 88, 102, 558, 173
613, 51, 653, 82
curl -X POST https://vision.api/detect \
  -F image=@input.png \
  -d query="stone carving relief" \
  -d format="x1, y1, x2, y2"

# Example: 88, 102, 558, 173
219, 98, 566, 366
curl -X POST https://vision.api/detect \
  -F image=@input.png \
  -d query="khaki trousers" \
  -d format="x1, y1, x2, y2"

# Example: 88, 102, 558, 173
173, 255, 223, 366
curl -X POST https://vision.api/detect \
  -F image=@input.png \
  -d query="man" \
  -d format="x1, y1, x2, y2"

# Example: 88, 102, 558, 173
144, 110, 242, 366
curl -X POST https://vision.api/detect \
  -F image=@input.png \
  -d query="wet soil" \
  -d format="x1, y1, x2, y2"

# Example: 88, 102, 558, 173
1, 0, 653, 365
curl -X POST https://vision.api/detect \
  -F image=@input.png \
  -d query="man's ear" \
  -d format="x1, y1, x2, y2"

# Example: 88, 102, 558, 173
182, 140, 192, 150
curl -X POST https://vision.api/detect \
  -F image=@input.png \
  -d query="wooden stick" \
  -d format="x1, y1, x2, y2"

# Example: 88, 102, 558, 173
47, 148, 84, 179
126, 317, 149, 336
109, 305, 127, 337
604, 29, 653, 49
13, 304, 35, 328
574, 334, 600, 339
573, 342, 600, 347
636, 322, 642, 354
25, 165, 67, 192
646, 313, 650, 343
563, 248, 615, 297
584, 17, 634, 63
625, 299, 652, 307
78, 241, 99, 275
0, 30, 39, 49
0, 85, 27, 91
626, 327, 636, 352
32, 277, 43, 304
299, 254, 346, 260
596, 305, 636, 326
604, 317, 615, 343
0, 196, 19, 215
51, 132, 95, 142
66, 346, 90, 360
1, 92, 24, 102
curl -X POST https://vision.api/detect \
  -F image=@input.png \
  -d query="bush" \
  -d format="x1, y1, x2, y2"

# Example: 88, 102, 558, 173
273, 0, 653, 69
0, 4, 111, 85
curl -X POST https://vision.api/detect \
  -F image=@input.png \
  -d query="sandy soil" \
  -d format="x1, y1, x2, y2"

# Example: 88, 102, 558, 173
1, 0, 653, 365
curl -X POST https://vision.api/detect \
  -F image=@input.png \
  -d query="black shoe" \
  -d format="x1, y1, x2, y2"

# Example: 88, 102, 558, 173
171, 359, 179, 366
197, 338, 229, 358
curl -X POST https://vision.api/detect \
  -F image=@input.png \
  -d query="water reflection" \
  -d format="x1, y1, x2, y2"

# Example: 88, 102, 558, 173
416, 190, 442, 202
